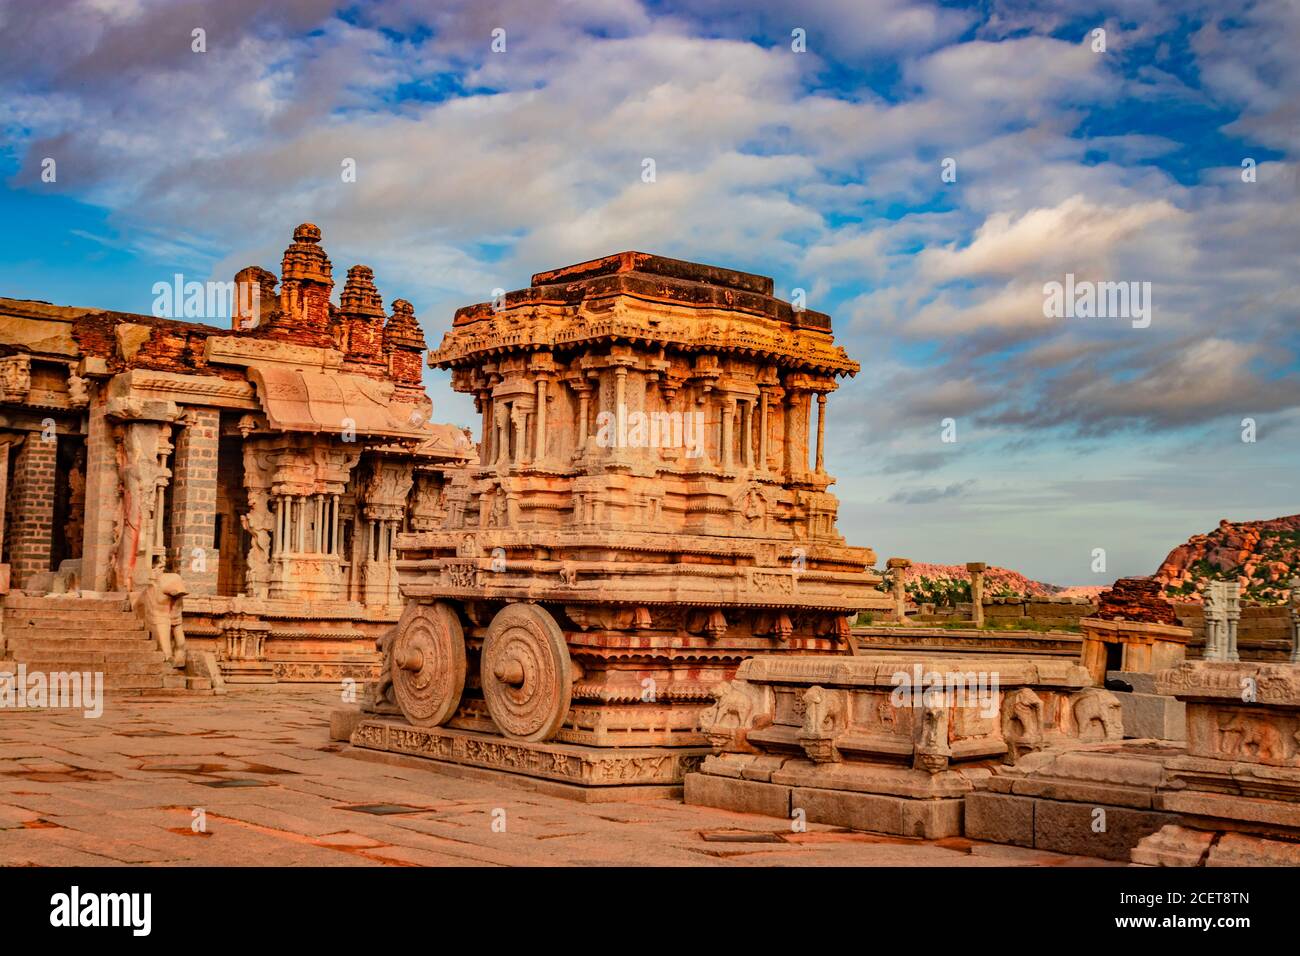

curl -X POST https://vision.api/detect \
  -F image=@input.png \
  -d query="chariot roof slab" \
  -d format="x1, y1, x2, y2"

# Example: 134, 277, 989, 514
437, 251, 855, 376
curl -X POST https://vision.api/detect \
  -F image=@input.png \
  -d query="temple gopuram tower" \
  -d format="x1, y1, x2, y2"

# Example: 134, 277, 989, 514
370, 252, 889, 787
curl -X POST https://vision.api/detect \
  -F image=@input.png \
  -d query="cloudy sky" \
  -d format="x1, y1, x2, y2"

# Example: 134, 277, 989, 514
1, 0, 1296, 584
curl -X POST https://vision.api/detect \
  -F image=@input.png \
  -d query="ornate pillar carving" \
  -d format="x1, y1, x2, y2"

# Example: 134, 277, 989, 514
721, 396, 736, 471
535, 378, 548, 463
105, 398, 180, 592
815, 392, 827, 474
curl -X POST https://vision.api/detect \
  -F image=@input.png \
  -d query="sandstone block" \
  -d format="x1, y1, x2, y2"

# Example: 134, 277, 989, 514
330, 707, 364, 742
1116, 691, 1186, 740
963, 791, 1033, 847
1034, 799, 1176, 861
685, 772, 791, 819
792, 786, 963, 838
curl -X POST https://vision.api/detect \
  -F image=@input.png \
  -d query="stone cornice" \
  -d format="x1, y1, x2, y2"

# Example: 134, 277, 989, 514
431, 302, 858, 376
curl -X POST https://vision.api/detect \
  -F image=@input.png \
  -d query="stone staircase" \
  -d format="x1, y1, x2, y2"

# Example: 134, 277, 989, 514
1, 593, 211, 697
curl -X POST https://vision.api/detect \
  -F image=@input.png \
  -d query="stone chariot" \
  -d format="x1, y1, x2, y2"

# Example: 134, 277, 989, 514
360, 253, 891, 786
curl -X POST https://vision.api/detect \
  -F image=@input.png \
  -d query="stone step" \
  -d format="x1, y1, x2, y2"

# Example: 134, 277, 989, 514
3, 614, 146, 631
15, 648, 170, 664
7, 637, 155, 653
2, 594, 132, 612
12, 659, 173, 675
102, 675, 170, 690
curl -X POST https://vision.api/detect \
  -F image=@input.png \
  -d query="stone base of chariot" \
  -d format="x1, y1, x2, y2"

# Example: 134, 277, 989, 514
346, 715, 711, 797
684, 654, 1126, 839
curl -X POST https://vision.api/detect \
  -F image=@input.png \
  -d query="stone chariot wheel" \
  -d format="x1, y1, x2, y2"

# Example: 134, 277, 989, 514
481, 603, 572, 742
390, 601, 466, 728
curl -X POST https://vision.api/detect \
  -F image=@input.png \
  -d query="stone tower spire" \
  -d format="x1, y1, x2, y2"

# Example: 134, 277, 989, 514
266, 223, 335, 348
383, 298, 427, 386
232, 266, 277, 330
340, 265, 386, 368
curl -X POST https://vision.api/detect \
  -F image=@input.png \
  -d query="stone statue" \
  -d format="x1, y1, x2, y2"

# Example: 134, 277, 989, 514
241, 490, 274, 599
131, 572, 188, 668
67, 373, 90, 407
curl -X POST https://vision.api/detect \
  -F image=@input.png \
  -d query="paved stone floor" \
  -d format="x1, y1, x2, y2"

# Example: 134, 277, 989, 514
0, 688, 1114, 866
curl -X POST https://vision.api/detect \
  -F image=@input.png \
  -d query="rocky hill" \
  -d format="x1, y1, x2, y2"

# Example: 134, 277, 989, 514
897, 562, 1089, 605
1155, 515, 1300, 605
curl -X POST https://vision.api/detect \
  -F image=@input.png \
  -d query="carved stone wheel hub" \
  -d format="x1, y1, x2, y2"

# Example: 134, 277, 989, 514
391, 602, 466, 728
481, 603, 572, 742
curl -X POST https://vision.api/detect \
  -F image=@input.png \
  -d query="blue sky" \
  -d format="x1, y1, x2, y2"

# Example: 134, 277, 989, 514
1, 0, 1296, 584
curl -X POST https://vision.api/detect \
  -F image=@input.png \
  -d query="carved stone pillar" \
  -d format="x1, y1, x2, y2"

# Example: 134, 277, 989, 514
721, 397, 736, 471
571, 379, 592, 458
510, 404, 527, 466
106, 398, 180, 592
535, 378, 548, 462
758, 391, 770, 472
967, 562, 986, 628
783, 388, 810, 478
0, 436, 13, 567
478, 390, 491, 463
359, 458, 414, 608
1203, 581, 1238, 662
1225, 581, 1241, 662
741, 400, 754, 469
1289, 579, 1300, 665
887, 557, 911, 623
815, 392, 827, 474
494, 401, 509, 466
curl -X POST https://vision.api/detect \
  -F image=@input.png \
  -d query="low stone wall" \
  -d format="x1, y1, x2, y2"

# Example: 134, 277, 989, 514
1173, 602, 1296, 662
853, 625, 1080, 658
684, 648, 1300, 863
984, 597, 1095, 626
686, 654, 1123, 838
910, 596, 1095, 629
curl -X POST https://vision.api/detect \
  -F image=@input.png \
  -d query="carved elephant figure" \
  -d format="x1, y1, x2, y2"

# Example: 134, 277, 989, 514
1070, 687, 1124, 742
698, 680, 773, 753
131, 572, 188, 669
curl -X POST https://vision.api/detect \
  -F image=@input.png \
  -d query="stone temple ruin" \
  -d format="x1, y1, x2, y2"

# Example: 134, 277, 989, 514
0, 224, 471, 690
3, 228, 1299, 865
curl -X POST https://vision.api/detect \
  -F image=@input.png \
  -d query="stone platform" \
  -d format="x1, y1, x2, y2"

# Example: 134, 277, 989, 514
1133, 660, 1300, 866
346, 715, 710, 790
964, 741, 1182, 860
685, 654, 1124, 838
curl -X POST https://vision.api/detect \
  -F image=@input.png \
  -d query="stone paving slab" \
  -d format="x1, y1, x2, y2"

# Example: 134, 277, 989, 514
0, 687, 1116, 867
